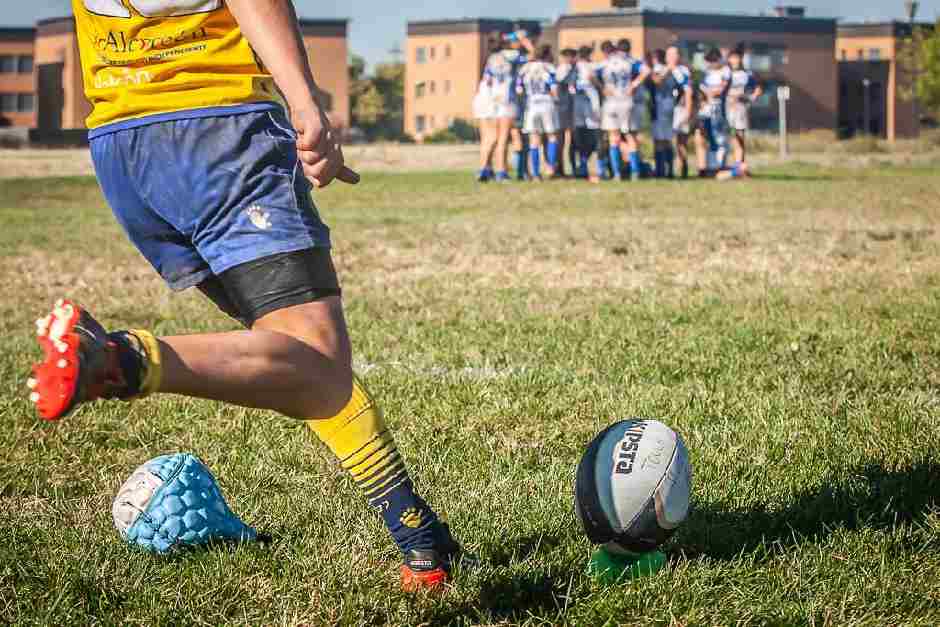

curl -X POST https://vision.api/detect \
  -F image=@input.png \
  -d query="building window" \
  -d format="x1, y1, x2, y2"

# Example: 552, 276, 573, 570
444, 80, 452, 94
677, 41, 719, 71
415, 115, 426, 133
444, 44, 452, 59
869, 48, 881, 61
429, 81, 436, 95
0, 56, 15, 74
429, 46, 436, 60
17, 55, 33, 73
841, 49, 847, 61
415, 47, 427, 64
744, 43, 788, 71
857, 49, 864, 60
0, 93, 17, 112
415, 82, 426, 99
17, 93, 34, 112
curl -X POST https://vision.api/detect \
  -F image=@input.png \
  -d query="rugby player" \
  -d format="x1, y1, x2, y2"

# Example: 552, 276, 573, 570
29, 0, 461, 592
474, 36, 502, 182
665, 46, 693, 179
572, 45, 602, 182
718, 46, 763, 180
485, 29, 534, 181
597, 39, 650, 181
555, 48, 579, 178
517, 44, 560, 180
694, 48, 731, 177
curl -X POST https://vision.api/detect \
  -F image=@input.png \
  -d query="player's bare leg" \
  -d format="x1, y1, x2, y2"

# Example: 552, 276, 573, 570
675, 133, 689, 179
494, 117, 513, 180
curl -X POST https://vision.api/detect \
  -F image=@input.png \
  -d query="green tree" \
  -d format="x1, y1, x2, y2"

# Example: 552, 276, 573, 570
347, 54, 408, 141
900, 20, 940, 117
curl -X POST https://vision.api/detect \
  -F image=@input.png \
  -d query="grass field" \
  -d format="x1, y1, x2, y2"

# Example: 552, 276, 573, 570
2, 161, 940, 626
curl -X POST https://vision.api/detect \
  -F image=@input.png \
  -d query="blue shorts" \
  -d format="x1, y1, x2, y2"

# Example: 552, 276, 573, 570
90, 107, 331, 291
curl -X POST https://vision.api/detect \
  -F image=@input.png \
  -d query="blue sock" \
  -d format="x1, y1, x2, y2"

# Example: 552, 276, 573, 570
514, 151, 526, 179
529, 147, 541, 178
547, 141, 559, 171
665, 148, 675, 177
579, 153, 591, 177
629, 151, 641, 177
597, 156, 609, 179
608, 146, 622, 179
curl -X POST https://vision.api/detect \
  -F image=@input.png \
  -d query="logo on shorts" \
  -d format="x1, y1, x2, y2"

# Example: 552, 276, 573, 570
246, 206, 272, 230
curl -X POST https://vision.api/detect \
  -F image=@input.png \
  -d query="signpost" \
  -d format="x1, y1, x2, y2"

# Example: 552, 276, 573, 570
777, 85, 791, 159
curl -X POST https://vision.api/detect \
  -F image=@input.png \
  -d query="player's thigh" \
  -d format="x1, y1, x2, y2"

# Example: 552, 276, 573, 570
90, 132, 210, 291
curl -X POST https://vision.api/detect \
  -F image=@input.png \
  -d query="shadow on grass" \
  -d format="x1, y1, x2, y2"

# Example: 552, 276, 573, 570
677, 461, 940, 561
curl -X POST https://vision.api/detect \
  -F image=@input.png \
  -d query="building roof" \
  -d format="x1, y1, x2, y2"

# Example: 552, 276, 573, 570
837, 21, 934, 38
407, 18, 545, 37
298, 19, 348, 38
0, 27, 37, 41
558, 9, 836, 34
36, 16, 75, 37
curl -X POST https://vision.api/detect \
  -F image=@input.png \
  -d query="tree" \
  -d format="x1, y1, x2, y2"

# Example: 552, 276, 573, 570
347, 54, 408, 141
900, 20, 940, 117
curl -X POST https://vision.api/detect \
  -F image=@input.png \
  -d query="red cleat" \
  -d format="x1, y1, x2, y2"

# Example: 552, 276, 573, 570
29, 300, 129, 421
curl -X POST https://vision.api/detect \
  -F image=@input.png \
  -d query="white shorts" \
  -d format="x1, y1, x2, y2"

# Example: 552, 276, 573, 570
652, 111, 674, 142
673, 107, 691, 135
601, 99, 643, 134
726, 102, 750, 132
493, 101, 518, 120
524, 99, 559, 134
574, 95, 600, 130
473, 92, 495, 120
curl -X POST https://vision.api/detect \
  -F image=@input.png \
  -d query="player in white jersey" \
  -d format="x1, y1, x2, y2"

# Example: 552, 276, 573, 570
572, 46, 603, 182
554, 48, 578, 177
484, 31, 534, 181
666, 46, 694, 179
517, 45, 560, 180
597, 39, 650, 181
720, 47, 763, 179
695, 48, 731, 177
649, 50, 674, 178
474, 37, 503, 182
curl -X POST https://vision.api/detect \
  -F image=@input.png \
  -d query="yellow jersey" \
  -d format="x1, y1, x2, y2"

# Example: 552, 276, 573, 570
73, 0, 280, 132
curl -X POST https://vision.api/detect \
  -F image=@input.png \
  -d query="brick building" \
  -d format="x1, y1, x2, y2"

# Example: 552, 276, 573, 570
0, 15, 350, 135
837, 21, 932, 140
406, 1, 840, 140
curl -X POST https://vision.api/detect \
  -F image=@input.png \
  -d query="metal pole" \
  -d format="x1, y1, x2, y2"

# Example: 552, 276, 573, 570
863, 78, 871, 136
779, 90, 788, 159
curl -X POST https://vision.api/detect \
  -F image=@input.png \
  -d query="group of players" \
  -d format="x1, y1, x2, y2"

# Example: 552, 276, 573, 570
473, 31, 763, 183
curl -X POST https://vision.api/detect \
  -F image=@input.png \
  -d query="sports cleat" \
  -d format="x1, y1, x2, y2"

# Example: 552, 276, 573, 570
400, 522, 466, 592
29, 300, 141, 421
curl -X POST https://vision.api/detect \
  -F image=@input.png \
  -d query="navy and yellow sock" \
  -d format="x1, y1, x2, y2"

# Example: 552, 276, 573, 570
306, 378, 441, 554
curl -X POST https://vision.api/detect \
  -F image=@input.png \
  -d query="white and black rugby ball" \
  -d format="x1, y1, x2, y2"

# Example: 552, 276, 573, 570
575, 419, 692, 553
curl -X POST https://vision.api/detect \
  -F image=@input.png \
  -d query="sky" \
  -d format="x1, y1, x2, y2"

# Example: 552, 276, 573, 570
8, 1, 940, 70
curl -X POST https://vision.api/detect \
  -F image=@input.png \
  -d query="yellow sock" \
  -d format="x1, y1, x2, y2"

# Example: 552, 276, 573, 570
306, 377, 404, 493
129, 329, 162, 397
306, 377, 441, 553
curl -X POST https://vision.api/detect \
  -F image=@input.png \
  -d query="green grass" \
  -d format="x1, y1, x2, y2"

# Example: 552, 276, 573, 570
2, 163, 940, 625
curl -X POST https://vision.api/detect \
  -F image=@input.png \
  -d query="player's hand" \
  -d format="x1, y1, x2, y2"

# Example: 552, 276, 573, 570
291, 106, 360, 188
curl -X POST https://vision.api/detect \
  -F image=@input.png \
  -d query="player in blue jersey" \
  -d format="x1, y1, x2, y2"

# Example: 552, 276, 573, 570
694, 48, 731, 177
649, 49, 676, 178
572, 45, 602, 182
666, 46, 694, 179
517, 45, 560, 180
474, 36, 503, 182
485, 30, 534, 181
555, 48, 579, 178
598, 39, 650, 181
719, 47, 763, 180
